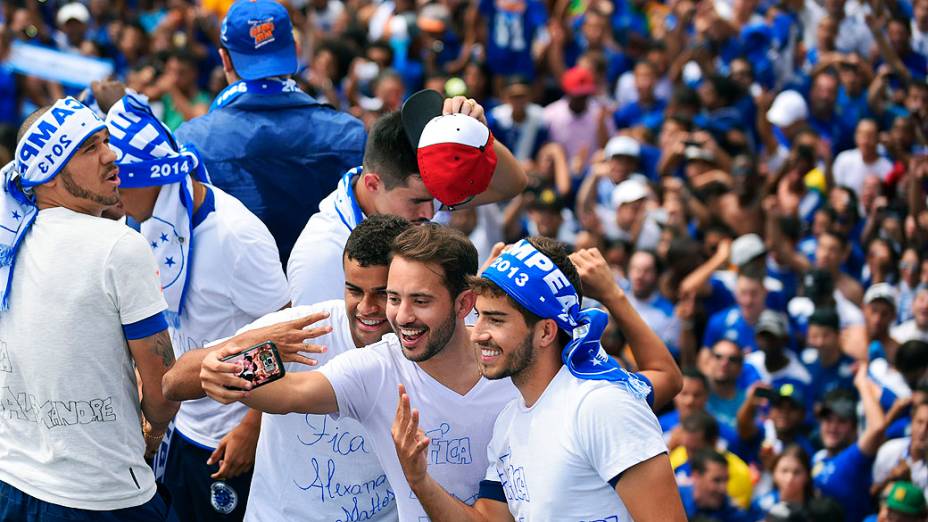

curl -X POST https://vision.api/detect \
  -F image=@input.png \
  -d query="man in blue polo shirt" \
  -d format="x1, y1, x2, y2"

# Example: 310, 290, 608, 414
702, 272, 768, 355
812, 379, 893, 522
803, 307, 856, 405
176, 0, 366, 264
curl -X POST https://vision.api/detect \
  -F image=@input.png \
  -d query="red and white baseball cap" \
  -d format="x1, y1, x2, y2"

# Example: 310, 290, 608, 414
401, 89, 498, 207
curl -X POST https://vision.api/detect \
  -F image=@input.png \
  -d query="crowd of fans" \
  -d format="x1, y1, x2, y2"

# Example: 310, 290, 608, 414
2, 0, 928, 520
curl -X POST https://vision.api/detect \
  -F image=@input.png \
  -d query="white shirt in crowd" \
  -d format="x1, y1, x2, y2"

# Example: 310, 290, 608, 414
243, 301, 397, 522
0, 208, 166, 510
170, 186, 289, 448
873, 438, 928, 501
318, 334, 519, 520
744, 350, 813, 386
891, 319, 928, 345
485, 366, 667, 521
288, 184, 354, 307
625, 290, 680, 352
831, 150, 893, 197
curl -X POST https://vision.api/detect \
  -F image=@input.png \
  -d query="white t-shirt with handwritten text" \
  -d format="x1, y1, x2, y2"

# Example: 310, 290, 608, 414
243, 301, 397, 522
0, 208, 167, 510
319, 334, 519, 520
171, 187, 289, 448
485, 366, 667, 521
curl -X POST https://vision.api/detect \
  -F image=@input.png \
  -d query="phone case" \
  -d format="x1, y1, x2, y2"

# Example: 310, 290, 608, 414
222, 341, 286, 390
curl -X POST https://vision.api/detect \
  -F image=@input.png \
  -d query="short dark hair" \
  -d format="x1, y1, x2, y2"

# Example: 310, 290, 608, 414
690, 449, 727, 474
820, 229, 849, 248
468, 237, 582, 346
363, 111, 419, 189
808, 307, 840, 331
390, 223, 477, 297
896, 340, 928, 373
682, 367, 709, 389
344, 214, 411, 267
681, 411, 719, 443
168, 48, 199, 68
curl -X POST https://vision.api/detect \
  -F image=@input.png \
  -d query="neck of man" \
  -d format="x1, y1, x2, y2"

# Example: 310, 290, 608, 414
911, 439, 925, 460
35, 183, 107, 217
712, 379, 737, 399
861, 148, 878, 163
765, 348, 789, 372
819, 345, 841, 367
119, 179, 206, 222
512, 344, 563, 408
416, 320, 482, 396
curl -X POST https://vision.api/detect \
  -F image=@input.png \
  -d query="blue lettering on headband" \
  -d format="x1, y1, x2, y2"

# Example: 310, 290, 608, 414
0, 97, 105, 310
481, 239, 652, 403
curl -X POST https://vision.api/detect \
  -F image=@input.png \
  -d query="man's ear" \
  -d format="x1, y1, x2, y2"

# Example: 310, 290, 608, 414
361, 171, 384, 194
533, 318, 559, 349
455, 288, 476, 320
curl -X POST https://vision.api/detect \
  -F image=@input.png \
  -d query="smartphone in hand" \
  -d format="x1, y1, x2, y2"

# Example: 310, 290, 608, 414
222, 341, 286, 390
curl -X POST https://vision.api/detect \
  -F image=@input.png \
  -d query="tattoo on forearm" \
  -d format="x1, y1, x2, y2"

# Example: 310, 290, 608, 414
152, 331, 176, 369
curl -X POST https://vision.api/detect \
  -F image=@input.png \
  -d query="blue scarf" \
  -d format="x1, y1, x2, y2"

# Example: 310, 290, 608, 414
209, 78, 301, 112
105, 92, 209, 326
481, 239, 652, 403
0, 97, 105, 310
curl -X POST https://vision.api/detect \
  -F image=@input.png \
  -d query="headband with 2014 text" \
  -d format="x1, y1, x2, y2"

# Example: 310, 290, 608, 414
0, 98, 105, 310
105, 92, 210, 324
481, 239, 653, 403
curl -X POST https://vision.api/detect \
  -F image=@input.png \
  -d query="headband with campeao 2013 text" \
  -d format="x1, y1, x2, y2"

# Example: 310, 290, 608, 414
481, 239, 653, 403
0, 97, 105, 310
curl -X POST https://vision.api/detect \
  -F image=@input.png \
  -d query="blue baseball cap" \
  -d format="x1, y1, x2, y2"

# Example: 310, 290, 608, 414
221, 0, 297, 81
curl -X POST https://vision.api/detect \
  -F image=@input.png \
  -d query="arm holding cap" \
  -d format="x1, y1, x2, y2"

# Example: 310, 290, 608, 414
569, 248, 683, 410
440, 96, 528, 208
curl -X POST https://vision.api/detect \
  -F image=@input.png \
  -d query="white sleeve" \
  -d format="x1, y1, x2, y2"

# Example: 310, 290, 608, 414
287, 229, 347, 307
575, 385, 668, 483
228, 216, 290, 316
872, 439, 903, 484
104, 231, 168, 325
316, 344, 389, 422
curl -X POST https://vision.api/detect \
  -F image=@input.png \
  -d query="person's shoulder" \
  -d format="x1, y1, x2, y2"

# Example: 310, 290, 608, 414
573, 375, 653, 416
709, 306, 740, 325
801, 347, 822, 367
237, 300, 346, 334
652, 293, 675, 315
206, 186, 275, 238
876, 436, 909, 459
833, 148, 859, 164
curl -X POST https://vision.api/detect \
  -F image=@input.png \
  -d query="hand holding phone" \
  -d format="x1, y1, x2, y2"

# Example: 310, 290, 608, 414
754, 387, 777, 401
222, 341, 286, 391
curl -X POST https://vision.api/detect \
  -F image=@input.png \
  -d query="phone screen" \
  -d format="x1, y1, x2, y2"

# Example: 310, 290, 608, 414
221, 341, 286, 390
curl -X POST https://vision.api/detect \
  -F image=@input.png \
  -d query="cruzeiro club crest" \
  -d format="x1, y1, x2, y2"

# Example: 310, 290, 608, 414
210, 481, 238, 514
147, 216, 186, 291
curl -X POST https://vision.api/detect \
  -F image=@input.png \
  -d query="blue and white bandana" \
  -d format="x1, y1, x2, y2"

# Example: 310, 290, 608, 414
0, 97, 105, 310
481, 239, 653, 403
105, 92, 209, 326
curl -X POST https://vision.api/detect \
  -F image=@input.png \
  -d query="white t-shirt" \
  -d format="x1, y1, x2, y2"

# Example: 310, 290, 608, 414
171, 186, 290, 448
745, 350, 813, 386
891, 319, 928, 344
873, 438, 928, 499
485, 366, 667, 521
287, 187, 353, 307
318, 334, 519, 520
244, 301, 397, 522
831, 149, 893, 197
0, 208, 166, 510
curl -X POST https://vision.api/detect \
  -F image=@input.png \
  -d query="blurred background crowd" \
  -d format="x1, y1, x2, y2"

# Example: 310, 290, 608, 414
2, 0, 928, 520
